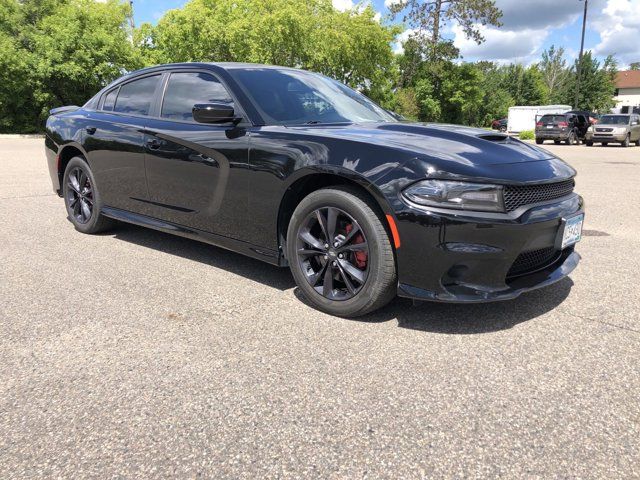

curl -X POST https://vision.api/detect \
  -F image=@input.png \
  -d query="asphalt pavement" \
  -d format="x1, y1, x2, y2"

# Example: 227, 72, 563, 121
1, 138, 639, 478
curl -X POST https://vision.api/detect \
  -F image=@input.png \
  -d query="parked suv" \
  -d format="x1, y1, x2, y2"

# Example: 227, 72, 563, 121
585, 114, 640, 147
535, 113, 590, 145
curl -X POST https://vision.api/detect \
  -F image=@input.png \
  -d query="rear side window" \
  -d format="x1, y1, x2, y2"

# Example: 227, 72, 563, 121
161, 72, 234, 121
102, 88, 118, 111
540, 115, 566, 123
113, 75, 160, 116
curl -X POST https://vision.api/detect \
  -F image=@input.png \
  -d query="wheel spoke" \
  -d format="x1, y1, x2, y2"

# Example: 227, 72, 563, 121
69, 174, 80, 193
73, 197, 81, 217
336, 262, 357, 295
298, 248, 323, 257
341, 223, 360, 246
315, 210, 329, 242
338, 259, 366, 284
337, 241, 368, 253
78, 170, 87, 190
299, 229, 326, 251
308, 261, 328, 287
322, 262, 334, 297
80, 199, 91, 221
69, 196, 78, 209
326, 207, 338, 240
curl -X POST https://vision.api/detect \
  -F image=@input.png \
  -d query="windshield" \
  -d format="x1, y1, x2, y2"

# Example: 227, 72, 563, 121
229, 68, 397, 126
599, 115, 630, 125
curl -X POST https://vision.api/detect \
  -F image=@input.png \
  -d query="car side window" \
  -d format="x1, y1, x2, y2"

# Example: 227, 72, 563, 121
102, 88, 118, 112
161, 72, 234, 121
113, 75, 161, 116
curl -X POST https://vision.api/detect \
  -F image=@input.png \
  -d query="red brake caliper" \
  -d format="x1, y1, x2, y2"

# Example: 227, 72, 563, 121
345, 224, 367, 269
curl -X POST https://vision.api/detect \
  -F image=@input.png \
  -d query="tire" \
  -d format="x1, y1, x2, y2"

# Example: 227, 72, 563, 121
535, 139, 543, 145
62, 156, 115, 234
622, 134, 630, 148
554, 140, 561, 145
635, 138, 640, 147
565, 131, 576, 145
585, 140, 593, 146
602, 142, 608, 146
286, 186, 397, 317
499, 126, 507, 133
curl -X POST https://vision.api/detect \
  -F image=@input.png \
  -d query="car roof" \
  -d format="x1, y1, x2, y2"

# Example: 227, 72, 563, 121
124, 62, 303, 77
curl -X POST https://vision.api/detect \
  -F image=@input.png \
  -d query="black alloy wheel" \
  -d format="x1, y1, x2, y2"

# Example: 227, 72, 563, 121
63, 156, 114, 234
66, 166, 94, 224
296, 206, 369, 301
286, 187, 397, 317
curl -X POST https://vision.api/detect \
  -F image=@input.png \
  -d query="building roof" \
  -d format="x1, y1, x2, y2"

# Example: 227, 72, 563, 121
615, 70, 640, 89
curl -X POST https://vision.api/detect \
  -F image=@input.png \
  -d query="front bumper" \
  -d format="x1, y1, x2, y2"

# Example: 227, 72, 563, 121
393, 194, 583, 303
585, 133, 627, 142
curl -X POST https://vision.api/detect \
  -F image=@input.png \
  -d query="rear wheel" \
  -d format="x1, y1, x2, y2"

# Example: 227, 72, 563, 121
565, 131, 577, 145
622, 134, 630, 148
286, 187, 396, 317
602, 142, 608, 146
585, 140, 593, 146
554, 140, 561, 145
535, 139, 543, 144
62, 157, 114, 234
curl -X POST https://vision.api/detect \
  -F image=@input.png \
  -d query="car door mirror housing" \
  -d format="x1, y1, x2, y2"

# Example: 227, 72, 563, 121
192, 103, 239, 124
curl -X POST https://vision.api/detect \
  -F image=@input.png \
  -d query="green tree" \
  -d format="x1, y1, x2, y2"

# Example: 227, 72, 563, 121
565, 51, 617, 111
500, 64, 548, 105
539, 45, 569, 104
0, 0, 141, 132
136, 0, 399, 103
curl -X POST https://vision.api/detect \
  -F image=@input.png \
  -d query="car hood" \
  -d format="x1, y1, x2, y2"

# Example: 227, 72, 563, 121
594, 123, 628, 128
285, 122, 575, 183
290, 122, 555, 165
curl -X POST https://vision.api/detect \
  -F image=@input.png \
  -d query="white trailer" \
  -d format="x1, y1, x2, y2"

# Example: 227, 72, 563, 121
507, 105, 572, 133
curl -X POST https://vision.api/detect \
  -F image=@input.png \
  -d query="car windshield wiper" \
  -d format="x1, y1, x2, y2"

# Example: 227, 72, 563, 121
305, 120, 321, 125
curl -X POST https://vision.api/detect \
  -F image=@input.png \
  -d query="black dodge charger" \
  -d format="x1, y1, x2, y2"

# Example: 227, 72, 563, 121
45, 63, 584, 317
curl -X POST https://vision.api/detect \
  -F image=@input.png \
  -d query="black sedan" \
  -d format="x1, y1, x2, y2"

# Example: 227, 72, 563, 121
45, 63, 584, 317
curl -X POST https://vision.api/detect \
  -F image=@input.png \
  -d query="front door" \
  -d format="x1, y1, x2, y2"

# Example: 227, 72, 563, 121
143, 71, 250, 238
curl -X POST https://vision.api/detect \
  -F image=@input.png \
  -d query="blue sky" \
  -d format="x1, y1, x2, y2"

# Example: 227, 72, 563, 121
131, 0, 640, 68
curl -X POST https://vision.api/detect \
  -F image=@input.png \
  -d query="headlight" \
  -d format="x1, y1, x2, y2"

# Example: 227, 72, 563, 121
614, 127, 627, 134
402, 180, 504, 212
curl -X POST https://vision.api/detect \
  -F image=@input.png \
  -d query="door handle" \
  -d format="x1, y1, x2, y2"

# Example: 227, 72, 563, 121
85, 126, 97, 135
146, 138, 161, 150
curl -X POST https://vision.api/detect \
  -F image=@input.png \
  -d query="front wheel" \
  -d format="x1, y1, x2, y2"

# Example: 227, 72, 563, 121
585, 140, 593, 146
62, 157, 114, 234
535, 139, 543, 144
286, 187, 397, 317
565, 131, 577, 145
622, 134, 630, 147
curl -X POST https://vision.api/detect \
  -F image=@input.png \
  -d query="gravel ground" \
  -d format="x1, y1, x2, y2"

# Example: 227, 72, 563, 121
1, 138, 639, 479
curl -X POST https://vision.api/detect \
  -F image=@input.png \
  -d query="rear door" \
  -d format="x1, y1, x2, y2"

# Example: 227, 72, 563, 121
83, 74, 162, 214
632, 115, 640, 141
538, 114, 566, 135
143, 70, 250, 237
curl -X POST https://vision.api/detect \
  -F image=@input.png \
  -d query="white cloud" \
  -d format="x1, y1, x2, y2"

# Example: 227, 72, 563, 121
373, 11, 382, 23
332, 0, 354, 11
384, 0, 404, 7
392, 28, 417, 54
453, 23, 550, 64
592, 0, 640, 66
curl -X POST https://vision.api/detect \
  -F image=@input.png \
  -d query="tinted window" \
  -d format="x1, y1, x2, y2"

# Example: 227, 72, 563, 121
114, 75, 160, 116
102, 88, 118, 111
229, 68, 396, 125
161, 72, 234, 121
540, 115, 567, 123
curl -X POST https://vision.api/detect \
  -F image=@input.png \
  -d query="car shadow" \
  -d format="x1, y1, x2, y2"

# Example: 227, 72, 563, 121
294, 277, 573, 335
111, 222, 573, 335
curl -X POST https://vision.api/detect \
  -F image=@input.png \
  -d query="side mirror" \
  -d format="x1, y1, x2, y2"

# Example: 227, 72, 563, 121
192, 103, 239, 124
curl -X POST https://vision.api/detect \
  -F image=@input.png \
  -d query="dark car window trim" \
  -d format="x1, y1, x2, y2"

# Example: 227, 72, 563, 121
99, 85, 120, 111
156, 68, 250, 127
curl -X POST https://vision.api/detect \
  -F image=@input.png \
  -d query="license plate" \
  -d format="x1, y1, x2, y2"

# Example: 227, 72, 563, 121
561, 214, 583, 248
546, 125, 554, 129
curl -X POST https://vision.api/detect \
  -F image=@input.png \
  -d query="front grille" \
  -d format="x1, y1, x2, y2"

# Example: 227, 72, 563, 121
503, 179, 575, 212
596, 128, 613, 132
507, 247, 560, 277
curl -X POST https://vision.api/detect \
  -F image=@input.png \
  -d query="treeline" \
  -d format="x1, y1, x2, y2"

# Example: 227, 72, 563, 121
0, 0, 619, 133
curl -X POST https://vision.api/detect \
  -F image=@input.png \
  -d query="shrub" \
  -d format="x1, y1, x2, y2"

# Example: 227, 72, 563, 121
519, 130, 535, 140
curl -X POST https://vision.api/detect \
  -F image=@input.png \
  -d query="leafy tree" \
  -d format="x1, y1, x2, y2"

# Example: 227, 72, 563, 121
629, 62, 639, 71
500, 64, 548, 106
136, 0, 399, 103
0, 0, 141, 132
539, 45, 569, 104
564, 51, 617, 111
388, 0, 502, 59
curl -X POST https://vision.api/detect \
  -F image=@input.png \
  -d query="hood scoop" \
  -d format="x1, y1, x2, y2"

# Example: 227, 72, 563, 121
477, 134, 510, 143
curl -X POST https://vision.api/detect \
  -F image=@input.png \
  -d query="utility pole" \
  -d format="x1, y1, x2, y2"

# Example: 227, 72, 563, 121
574, 0, 588, 109
129, 0, 135, 30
